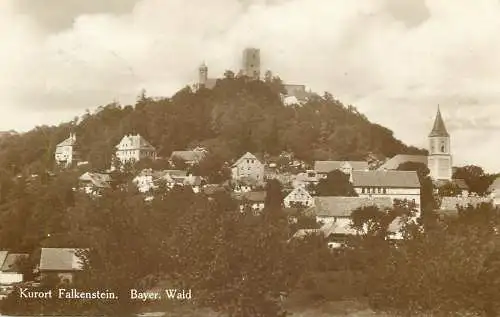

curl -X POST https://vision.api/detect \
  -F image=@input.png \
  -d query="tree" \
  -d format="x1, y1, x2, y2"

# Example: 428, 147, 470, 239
438, 181, 462, 197
453, 165, 495, 196
315, 170, 357, 196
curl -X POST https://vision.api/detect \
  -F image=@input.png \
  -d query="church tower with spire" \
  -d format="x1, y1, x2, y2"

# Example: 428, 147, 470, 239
428, 106, 452, 180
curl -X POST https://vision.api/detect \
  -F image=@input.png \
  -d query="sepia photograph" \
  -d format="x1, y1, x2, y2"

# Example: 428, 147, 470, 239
0, 0, 499, 316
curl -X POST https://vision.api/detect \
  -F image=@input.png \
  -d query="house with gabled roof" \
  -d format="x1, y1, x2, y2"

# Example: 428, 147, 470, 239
38, 248, 86, 284
55, 133, 79, 167
115, 134, 156, 165
232, 191, 267, 213
0, 253, 29, 285
351, 170, 421, 212
283, 186, 314, 208
169, 147, 207, 167
231, 152, 265, 182
78, 172, 111, 196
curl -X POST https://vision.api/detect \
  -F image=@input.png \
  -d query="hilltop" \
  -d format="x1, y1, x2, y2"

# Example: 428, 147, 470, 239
0, 74, 426, 175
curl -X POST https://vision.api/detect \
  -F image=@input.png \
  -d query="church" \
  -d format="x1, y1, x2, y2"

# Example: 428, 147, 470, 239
378, 106, 467, 190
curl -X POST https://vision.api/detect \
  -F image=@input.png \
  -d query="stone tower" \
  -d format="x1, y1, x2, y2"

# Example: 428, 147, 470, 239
428, 105, 452, 180
198, 62, 208, 87
242, 48, 260, 80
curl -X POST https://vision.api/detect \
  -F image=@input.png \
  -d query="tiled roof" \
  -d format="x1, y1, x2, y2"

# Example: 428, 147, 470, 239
440, 197, 493, 212
39, 248, 85, 271
321, 221, 357, 236
116, 134, 155, 151
314, 161, 368, 174
170, 150, 206, 163
79, 172, 111, 188
429, 106, 449, 137
202, 184, 226, 195
284, 186, 312, 200
56, 134, 76, 147
232, 152, 262, 167
351, 170, 421, 188
292, 229, 323, 239
234, 191, 267, 202
1, 253, 28, 272
377, 155, 428, 170
0, 251, 8, 269
311, 196, 393, 217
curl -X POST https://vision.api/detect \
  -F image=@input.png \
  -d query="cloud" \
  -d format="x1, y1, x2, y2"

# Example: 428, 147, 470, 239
1, 0, 500, 172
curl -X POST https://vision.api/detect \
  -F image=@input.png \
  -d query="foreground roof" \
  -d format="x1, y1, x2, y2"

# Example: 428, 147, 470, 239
311, 196, 393, 217
39, 248, 85, 271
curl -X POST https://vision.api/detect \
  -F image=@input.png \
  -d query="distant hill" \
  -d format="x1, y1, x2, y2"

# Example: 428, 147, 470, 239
0, 75, 426, 175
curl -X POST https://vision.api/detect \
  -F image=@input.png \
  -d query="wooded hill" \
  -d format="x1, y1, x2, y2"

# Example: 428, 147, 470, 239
0, 74, 425, 175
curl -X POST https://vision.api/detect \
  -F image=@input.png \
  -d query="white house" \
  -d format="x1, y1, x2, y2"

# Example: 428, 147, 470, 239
0, 252, 28, 285
231, 152, 265, 182
283, 186, 314, 208
55, 133, 77, 167
115, 134, 156, 165
350, 170, 421, 214
38, 248, 85, 284
314, 161, 369, 179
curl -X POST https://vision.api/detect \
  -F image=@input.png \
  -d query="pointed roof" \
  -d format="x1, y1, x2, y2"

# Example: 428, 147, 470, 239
429, 106, 449, 137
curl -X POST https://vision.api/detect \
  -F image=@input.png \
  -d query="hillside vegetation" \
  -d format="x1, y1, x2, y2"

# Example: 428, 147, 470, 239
0, 74, 425, 175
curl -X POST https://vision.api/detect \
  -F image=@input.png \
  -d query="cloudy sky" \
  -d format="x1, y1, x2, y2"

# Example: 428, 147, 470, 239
2, 0, 500, 172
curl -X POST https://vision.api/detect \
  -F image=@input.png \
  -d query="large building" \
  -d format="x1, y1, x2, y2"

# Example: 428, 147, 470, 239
379, 106, 453, 181
427, 106, 452, 181
54, 133, 78, 167
242, 48, 261, 80
115, 134, 156, 165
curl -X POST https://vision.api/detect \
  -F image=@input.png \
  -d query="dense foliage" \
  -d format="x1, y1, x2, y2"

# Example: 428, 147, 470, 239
0, 75, 424, 176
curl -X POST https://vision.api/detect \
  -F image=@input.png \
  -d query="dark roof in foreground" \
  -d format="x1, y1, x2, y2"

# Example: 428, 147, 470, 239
311, 196, 393, 217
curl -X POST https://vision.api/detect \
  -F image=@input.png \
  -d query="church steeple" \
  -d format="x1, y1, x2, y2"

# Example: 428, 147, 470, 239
429, 105, 449, 137
427, 105, 452, 181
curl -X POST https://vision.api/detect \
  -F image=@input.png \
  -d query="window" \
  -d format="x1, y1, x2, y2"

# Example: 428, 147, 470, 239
362, 188, 366, 194
247, 159, 249, 163
377, 188, 381, 194
441, 144, 445, 152
383, 188, 387, 194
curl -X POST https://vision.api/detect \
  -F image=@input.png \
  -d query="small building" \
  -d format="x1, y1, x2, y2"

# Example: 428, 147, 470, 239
231, 176, 263, 193
0, 252, 28, 285
231, 152, 265, 182
283, 186, 314, 208
169, 147, 207, 167
233, 191, 267, 213
78, 172, 111, 196
115, 134, 156, 165
54, 133, 78, 167
39, 248, 85, 284
351, 170, 421, 213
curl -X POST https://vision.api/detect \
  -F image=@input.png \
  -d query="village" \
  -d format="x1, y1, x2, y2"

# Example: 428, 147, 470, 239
0, 49, 498, 316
